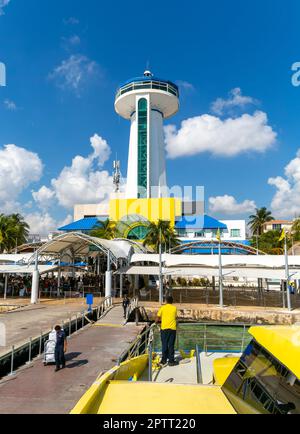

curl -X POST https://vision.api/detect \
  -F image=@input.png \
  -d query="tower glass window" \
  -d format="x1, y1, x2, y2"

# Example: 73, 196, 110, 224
138, 98, 148, 198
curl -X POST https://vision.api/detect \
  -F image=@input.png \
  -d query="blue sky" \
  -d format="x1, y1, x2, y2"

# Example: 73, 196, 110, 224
0, 0, 300, 234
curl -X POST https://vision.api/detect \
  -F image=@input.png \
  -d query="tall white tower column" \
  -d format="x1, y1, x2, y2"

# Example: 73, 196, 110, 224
115, 71, 179, 200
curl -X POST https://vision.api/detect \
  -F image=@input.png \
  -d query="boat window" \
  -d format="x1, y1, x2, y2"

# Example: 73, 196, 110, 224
222, 340, 300, 414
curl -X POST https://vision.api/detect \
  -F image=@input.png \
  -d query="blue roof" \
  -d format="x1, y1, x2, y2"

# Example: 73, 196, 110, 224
58, 217, 106, 232
119, 76, 178, 91
175, 214, 227, 230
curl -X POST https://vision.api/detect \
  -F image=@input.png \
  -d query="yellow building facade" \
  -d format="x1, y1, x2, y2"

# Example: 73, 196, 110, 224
109, 197, 182, 227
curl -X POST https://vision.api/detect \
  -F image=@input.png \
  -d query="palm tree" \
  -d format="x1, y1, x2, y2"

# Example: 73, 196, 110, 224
250, 230, 286, 255
143, 220, 180, 253
9, 213, 30, 248
291, 218, 300, 242
90, 219, 117, 240
0, 213, 29, 252
248, 207, 274, 236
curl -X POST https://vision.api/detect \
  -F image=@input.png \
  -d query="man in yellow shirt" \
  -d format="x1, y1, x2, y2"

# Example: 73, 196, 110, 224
156, 296, 178, 366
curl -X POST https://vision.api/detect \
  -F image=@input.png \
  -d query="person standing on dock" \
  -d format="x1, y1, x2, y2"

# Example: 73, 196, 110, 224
156, 296, 178, 367
54, 325, 67, 372
122, 295, 130, 318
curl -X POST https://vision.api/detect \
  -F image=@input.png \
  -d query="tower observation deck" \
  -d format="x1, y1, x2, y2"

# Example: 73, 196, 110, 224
115, 71, 179, 199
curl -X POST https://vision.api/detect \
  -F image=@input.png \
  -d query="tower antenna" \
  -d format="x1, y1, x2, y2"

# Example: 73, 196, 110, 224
113, 159, 121, 193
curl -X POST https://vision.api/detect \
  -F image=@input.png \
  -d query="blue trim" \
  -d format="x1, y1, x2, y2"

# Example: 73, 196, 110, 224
175, 214, 227, 230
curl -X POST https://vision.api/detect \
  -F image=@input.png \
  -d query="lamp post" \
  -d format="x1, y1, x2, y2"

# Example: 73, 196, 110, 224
284, 233, 292, 311
217, 229, 224, 308
159, 229, 163, 305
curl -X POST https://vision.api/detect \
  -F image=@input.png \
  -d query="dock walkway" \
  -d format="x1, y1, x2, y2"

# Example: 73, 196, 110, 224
0, 305, 144, 414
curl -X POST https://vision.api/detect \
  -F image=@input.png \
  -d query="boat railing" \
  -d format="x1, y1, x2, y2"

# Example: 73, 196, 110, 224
117, 323, 250, 366
144, 323, 250, 355
117, 323, 157, 364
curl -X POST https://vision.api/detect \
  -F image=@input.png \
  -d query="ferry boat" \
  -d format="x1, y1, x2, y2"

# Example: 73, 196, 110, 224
71, 325, 300, 414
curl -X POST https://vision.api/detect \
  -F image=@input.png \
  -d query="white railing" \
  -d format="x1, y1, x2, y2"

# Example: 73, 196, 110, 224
96, 296, 113, 320
116, 80, 179, 99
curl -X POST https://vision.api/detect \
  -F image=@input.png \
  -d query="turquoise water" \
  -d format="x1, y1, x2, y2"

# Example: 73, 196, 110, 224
153, 324, 252, 353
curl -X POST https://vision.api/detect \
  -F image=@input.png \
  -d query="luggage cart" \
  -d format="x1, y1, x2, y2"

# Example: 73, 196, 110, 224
43, 330, 57, 366
43, 340, 56, 365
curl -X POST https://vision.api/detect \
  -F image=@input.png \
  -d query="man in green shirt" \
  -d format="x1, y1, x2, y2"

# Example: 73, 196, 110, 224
156, 296, 178, 366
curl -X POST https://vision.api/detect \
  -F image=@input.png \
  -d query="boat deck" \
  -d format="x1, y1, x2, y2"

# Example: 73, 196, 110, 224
97, 381, 236, 414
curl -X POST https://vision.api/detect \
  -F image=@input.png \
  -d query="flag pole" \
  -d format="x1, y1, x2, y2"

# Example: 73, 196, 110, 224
217, 230, 224, 308
159, 228, 163, 305
284, 232, 292, 311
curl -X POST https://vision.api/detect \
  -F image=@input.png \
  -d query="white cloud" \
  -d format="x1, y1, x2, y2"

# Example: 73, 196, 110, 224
49, 54, 100, 95
0, 0, 10, 16
61, 35, 81, 50
209, 195, 256, 216
268, 149, 300, 218
211, 88, 258, 116
4, 99, 17, 110
176, 80, 195, 91
0, 144, 43, 204
32, 186, 55, 210
165, 111, 277, 159
33, 134, 113, 210
25, 213, 73, 236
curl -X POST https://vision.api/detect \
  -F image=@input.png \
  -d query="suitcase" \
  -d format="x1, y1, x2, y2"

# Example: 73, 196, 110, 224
43, 340, 56, 365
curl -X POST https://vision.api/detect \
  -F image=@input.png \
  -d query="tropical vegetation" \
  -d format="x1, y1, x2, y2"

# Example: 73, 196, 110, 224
248, 207, 274, 236
142, 220, 180, 253
90, 219, 118, 240
0, 213, 30, 253
249, 230, 287, 255
291, 218, 300, 242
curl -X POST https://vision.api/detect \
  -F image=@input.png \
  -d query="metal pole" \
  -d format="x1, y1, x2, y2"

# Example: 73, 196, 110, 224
196, 344, 203, 384
218, 241, 224, 308
4, 274, 8, 300
120, 273, 123, 299
148, 343, 153, 382
39, 332, 43, 355
284, 235, 292, 311
57, 256, 61, 298
159, 233, 163, 305
9, 346, 15, 376
31, 250, 40, 304
28, 337, 32, 364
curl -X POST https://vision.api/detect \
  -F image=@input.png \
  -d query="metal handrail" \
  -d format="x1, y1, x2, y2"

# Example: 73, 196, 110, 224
96, 296, 113, 320
125, 296, 139, 323
116, 80, 179, 100
117, 323, 158, 364
152, 324, 250, 355
196, 344, 203, 384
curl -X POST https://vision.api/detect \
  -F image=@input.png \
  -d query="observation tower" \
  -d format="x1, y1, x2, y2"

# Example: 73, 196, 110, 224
115, 71, 179, 199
